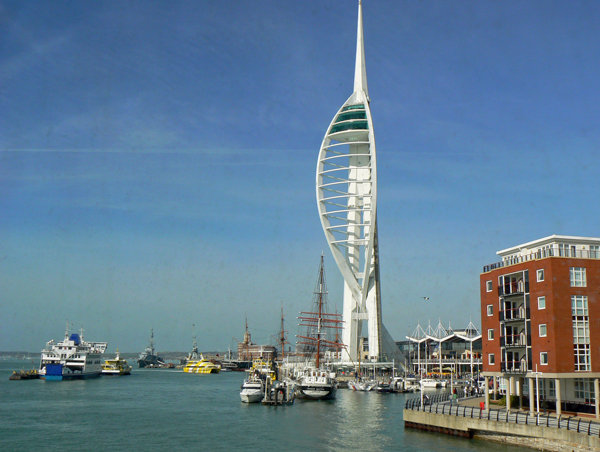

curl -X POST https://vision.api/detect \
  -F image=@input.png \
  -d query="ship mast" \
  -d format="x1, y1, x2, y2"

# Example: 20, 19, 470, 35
296, 255, 344, 368
278, 304, 288, 360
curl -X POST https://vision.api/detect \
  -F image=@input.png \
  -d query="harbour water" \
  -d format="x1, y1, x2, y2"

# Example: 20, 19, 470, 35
1, 359, 521, 451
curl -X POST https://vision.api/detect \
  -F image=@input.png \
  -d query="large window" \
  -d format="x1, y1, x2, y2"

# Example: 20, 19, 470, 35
573, 296, 591, 371
570, 267, 587, 287
574, 378, 595, 400
591, 245, 600, 259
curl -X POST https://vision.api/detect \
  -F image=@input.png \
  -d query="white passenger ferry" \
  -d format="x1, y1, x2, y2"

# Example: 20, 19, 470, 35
39, 325, 108, 380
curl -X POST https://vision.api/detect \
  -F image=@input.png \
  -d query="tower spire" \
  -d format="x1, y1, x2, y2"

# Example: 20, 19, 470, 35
353, 0, 369, 99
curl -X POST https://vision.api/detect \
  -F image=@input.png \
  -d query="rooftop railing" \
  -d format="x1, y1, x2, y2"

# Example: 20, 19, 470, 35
483, 246, 600, 273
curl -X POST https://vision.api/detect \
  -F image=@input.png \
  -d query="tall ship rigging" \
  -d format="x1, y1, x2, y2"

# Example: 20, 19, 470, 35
295, 255, 343, 400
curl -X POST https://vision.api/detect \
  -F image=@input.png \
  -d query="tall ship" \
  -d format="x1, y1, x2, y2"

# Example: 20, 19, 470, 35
295, 255, 343, 400
138, 328, 166, 368
39, 324, 108, 380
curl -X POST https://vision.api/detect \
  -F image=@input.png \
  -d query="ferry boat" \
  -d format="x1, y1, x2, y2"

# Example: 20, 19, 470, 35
39, 325, 108, 380
181, 327, 220, 374
183, 357, 221, 374
101, 349, 132, 376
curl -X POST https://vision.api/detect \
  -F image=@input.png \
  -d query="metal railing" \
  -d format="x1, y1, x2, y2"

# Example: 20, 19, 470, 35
501, 360, 528, 373
405, 399, 600, 437
501, 334, 527, 348
483, 247, 600, 273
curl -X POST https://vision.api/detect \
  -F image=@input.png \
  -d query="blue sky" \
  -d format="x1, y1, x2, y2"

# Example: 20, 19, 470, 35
2, 0, 600, 353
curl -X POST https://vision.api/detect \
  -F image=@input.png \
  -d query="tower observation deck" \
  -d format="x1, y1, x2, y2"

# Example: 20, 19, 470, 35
316, 1, 405, 365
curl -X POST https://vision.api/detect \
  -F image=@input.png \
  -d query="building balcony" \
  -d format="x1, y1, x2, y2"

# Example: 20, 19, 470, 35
499, 289, 525, 298
500, 308, 527, 323
501, 360, 528, 374
501, 335, 528, 349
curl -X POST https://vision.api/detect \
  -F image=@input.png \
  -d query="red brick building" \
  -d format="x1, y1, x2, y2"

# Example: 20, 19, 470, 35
480, 235, 600, 416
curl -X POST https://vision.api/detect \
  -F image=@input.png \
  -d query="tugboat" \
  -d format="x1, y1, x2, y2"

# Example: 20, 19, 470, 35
102, 349, 132, 375
39, 323, 108, 380
9, 369, 39, 380
138, 328, 166, 368
295, 255, 343, 400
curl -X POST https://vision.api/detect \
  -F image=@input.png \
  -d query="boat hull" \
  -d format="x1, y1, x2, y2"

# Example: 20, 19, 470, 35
296, 385, 337, 400
42, 371, 102, 381
240, 389, 264, 403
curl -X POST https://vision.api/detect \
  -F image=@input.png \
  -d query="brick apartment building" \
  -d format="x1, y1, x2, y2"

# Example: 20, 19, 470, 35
480, 235, 600, 417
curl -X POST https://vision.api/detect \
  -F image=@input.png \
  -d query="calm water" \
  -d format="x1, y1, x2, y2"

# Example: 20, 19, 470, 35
1, 359, 520, 452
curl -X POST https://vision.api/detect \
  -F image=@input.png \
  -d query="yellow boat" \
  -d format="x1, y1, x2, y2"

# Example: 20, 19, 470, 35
183, 356, 221, 374
102, 349, 132, 376
247, 358, 277, 381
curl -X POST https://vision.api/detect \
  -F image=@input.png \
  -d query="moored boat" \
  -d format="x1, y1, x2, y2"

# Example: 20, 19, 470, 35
295, 366, 337, 400
240, 376, 265, 403
294, 255, 343, 400
239, 358, 277, 403
420, 378, 440, 388
39, 324, 108, 380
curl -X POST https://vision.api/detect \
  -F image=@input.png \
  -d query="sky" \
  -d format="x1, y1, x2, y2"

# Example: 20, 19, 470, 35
2, 0, 600, 353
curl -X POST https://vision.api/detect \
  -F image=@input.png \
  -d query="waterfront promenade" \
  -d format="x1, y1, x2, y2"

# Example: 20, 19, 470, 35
405, 395, 600, 451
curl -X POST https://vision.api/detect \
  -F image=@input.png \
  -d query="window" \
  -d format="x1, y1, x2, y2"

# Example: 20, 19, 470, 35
590, 245, 600, 259
487, 305, 493, 316
538, 296, 546, 310
559, 243, 576, 257
486, 280, 492, 292
537, 269, 544, 282
548, 379, 556, 398
575, 378, 595, 400
570, 267, 587, 287
573, 296, 590, 371
539, 324, 547, 337
488, 329, 494, 340
489, 354, 495, 365
540, 352, 548, 365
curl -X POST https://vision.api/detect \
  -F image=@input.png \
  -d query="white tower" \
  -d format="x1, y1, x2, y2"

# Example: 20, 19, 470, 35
316, 1, 404, 364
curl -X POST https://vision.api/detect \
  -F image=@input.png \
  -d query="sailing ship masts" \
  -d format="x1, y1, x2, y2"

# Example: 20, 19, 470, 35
296, 336, 343, 348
